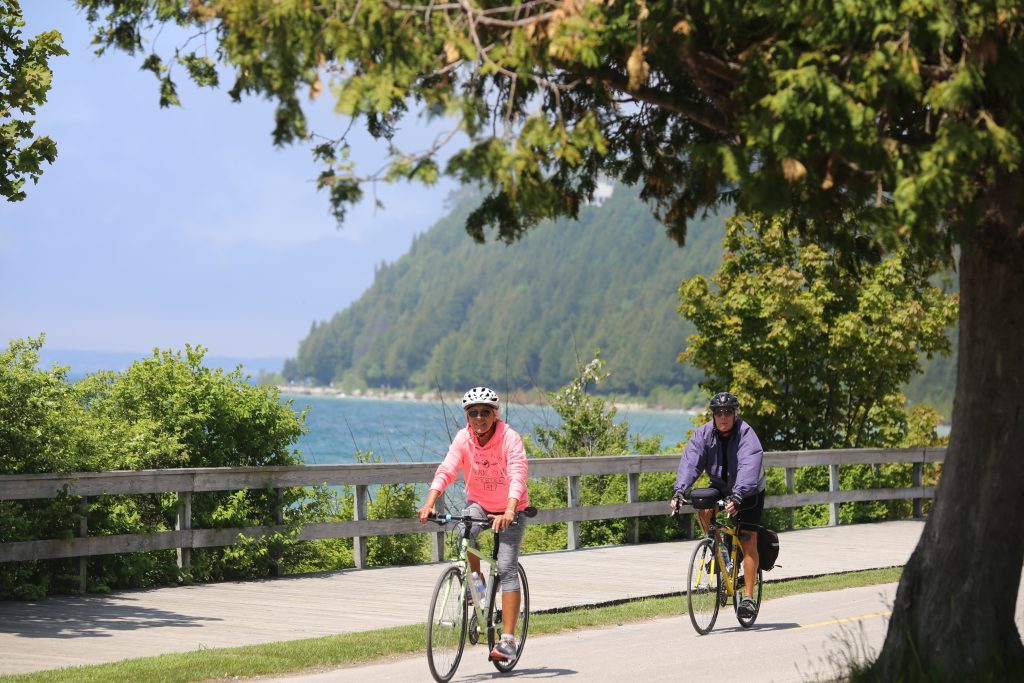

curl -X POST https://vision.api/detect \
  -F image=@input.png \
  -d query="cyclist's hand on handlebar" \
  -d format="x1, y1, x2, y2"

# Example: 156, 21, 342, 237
724, 494, 742, 517
489, 509, 516, 532
669, 492, 686, 514
417, 503, 437, 525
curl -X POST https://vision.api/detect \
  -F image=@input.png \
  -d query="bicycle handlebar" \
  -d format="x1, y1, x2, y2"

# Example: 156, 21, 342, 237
429, 514, 493, 526
670, 495, 727, 518
429, 506, 538, 526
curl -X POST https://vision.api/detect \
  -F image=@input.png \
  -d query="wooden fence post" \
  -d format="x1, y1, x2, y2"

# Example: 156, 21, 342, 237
828, 464, 840, 526
785, 467, 796, 530
627, 473, 640, 544
430, 491, 446, 562
912, 462, 923, 518
354, 485, 369, 568
176, 491, 192, 578
567, 475, 580, 551
78, 497, 89, 593
271, 488, 285, 577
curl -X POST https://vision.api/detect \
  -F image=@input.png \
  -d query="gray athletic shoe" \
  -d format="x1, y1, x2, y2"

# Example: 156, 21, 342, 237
489, 636, 517, 661
738, 597, 756, 618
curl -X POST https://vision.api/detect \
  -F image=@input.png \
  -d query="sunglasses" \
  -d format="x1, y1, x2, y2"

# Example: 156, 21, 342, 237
466, 408, 493, 419
712, 408, 736, 417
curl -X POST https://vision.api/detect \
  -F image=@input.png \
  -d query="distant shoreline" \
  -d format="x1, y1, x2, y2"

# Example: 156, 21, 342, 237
275, 385, 951, 435
275, 385, 698, 415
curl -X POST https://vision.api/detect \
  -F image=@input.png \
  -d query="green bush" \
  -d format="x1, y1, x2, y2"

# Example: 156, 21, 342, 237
523, 352, 689, 549
367, 482, 427, 566
0, 339, 327, 598
2, 337, 106, 598
331, 452, 427, 568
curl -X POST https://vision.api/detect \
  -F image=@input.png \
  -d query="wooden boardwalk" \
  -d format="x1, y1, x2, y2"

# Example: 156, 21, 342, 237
0, 520, 926, 676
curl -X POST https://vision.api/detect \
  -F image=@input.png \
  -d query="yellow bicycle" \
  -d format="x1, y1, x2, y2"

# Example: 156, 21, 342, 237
425, 507, 537, 682
677, 488, 763, 634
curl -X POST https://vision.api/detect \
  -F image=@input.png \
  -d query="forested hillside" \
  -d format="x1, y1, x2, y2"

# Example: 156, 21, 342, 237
284, 186, 722, 400
284, 186, 956, 413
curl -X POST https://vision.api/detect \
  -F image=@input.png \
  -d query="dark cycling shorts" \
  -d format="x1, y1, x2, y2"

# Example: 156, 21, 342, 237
737, 489, 765, 527
714, 487, 764, 528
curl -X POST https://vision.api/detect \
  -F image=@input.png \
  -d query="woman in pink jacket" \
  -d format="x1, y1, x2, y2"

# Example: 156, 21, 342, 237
417, 386, 530, 662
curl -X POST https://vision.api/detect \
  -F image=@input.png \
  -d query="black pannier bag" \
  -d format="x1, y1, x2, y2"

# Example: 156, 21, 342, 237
688, 487, 721, 510
756, 526, 780, 571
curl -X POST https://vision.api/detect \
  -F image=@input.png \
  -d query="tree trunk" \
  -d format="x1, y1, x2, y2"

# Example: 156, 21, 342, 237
872, 175, 1024, 679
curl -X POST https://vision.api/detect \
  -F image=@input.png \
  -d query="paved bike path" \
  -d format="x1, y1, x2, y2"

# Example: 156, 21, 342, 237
266, 582, 905, 682
0, 520, 925, 675
275, 583, 1024, 683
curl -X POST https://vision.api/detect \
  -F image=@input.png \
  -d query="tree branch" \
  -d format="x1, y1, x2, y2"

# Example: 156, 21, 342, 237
685, 50, 742, 87
591, 66, 733, 137
384, 0, 561, 28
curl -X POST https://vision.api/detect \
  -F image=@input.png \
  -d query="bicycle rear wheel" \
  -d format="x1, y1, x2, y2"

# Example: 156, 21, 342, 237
487, 562, 529, 672
427, 566, 468, 682
734, 561, 763, 628
687, 538, 721, 635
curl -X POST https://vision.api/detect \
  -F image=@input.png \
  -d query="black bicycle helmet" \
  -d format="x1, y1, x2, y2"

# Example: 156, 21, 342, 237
708, 392, 740, 409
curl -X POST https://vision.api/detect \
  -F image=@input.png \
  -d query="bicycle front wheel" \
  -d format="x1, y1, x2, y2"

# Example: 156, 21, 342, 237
427, 566, 468, 682
487, 562, 529, 672
687, 538, 721, 635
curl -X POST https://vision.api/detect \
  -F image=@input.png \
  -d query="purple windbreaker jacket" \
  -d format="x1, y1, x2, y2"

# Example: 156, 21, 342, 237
674, 418, 767, 499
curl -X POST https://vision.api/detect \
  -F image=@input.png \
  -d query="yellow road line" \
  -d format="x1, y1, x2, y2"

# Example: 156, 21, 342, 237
791, 611, 892, 631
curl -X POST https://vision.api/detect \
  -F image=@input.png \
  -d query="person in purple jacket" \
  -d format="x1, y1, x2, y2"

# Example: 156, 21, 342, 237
669, 391, 767, 618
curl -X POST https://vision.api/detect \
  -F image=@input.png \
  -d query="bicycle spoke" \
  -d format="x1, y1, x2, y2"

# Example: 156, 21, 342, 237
427, 566, 467, 682
687, 539, 721, 635
488, 563, 530, 673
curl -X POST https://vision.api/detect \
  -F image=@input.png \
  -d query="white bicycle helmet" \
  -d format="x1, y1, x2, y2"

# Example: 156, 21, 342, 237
462, 386, 500, 409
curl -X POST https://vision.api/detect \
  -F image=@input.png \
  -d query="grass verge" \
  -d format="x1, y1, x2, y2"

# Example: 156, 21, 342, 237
0, 567, 902, 683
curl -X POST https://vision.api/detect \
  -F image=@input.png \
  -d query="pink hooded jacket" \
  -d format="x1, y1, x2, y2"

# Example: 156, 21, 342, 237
429, 420, 529, 513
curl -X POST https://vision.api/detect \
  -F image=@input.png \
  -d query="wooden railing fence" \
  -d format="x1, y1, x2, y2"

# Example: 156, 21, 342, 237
0, 448, 944, 590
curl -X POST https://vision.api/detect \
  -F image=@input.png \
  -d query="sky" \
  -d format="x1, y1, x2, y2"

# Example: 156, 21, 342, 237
1, 4, 459, 363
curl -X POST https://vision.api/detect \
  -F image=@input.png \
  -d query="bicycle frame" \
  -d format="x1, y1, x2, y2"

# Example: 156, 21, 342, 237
679, 496, 762, 634
683, 499, 754, 599
707, 517, 746, 597
426, 507, 536, 681
456, 523, 502, 626
433, 514, 509, 633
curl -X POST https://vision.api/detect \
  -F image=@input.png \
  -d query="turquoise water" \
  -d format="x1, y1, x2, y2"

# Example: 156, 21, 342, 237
283, 394, 694, 465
